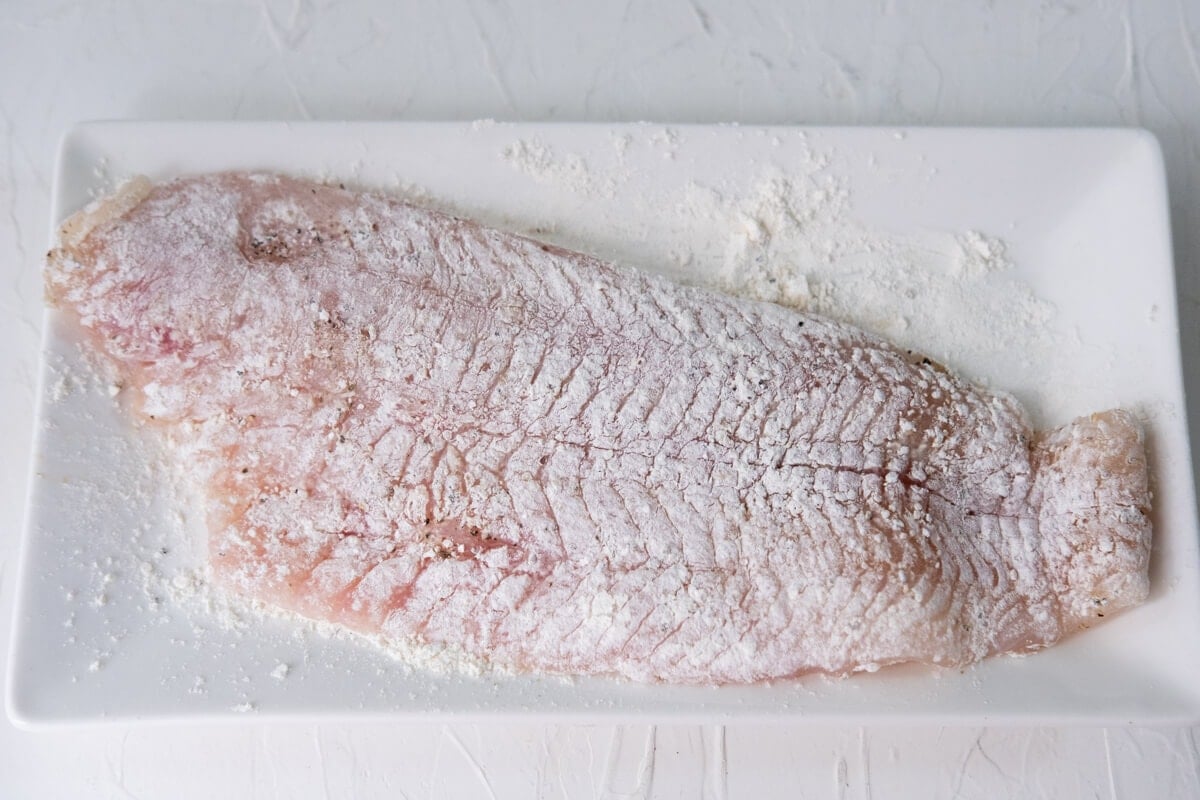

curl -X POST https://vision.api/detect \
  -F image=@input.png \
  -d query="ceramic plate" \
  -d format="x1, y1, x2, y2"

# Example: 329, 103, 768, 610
8, 122, 1199, 725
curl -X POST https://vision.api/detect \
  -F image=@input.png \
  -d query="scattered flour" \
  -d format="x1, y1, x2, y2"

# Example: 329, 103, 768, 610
136, 463, 497, 682
694, 168, 1060, 372
502, 139, 619, 199
496, 128, 1076, 416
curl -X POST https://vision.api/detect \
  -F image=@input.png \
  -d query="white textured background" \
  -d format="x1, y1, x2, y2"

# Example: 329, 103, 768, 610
3, 1, 1200, 797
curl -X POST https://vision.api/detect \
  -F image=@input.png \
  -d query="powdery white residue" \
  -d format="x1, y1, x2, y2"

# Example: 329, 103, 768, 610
494, 130, 1072, 404
674, 168, 1062, 378
648, 126, 680, 159
502, 139, 622, 200
141, 528, 496, 681
47, 340, 484, 688
44, 343, 124, 406
611, 131, 633, 158
87, 157, 113, 200
955, 230, 1011, 277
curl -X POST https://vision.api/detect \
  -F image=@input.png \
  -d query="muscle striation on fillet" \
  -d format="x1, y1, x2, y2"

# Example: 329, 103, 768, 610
44, 173, 1152, 684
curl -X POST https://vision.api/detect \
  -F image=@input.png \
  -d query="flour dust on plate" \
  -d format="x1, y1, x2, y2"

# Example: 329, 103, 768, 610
41, 168, 1150, 686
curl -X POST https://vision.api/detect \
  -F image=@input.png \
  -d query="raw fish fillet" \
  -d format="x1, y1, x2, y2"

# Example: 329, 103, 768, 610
45, 173, 1152, 684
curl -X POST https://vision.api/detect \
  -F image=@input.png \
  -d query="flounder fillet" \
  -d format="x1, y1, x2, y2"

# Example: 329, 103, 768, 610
45, 173, 1151, 684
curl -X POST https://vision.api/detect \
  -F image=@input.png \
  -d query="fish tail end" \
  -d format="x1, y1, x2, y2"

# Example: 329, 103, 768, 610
1034, 409, 1152, 632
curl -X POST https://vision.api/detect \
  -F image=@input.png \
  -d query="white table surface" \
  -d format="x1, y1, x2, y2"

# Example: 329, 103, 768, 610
3, 1, 1199, 796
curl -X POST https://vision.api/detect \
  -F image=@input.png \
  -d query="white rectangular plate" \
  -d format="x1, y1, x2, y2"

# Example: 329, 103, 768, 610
8, 122, 1200, 725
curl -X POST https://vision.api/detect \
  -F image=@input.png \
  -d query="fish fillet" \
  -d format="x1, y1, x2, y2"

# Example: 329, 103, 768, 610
45, 173, 1152, 684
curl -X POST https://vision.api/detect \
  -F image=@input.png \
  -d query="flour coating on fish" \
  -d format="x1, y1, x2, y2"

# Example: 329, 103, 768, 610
45, 173, 1151, 684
